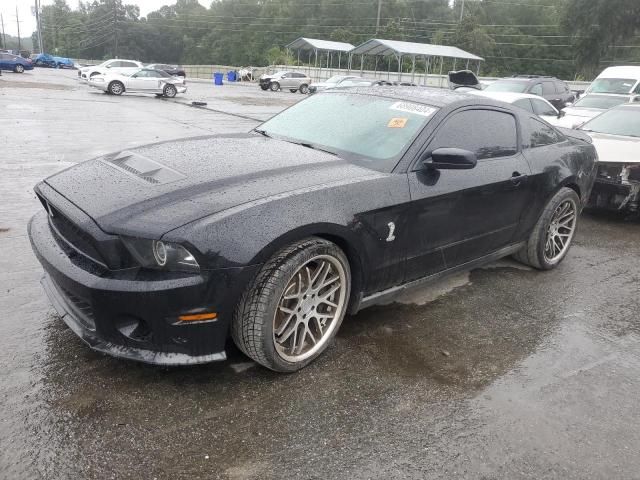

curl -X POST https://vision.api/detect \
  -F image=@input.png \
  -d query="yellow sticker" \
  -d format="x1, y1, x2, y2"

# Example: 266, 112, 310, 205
388, 117, 408, 128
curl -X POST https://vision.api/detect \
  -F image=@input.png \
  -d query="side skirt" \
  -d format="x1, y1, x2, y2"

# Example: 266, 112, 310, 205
353, 242, 525, 313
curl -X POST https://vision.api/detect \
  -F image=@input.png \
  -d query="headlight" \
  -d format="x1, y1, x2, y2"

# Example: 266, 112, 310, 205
121, 237, 200, 273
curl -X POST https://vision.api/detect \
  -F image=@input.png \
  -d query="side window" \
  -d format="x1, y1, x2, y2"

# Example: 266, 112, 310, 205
530, 83, 543, 96
107, 61, 121, 68
528, 118, 565, 148
121, 62, 138, 68
513, 99, 534, 113
531, 99, 557, 116
633, 82, 640, 94
428, 109, 518, 160
542, 82, 556, 95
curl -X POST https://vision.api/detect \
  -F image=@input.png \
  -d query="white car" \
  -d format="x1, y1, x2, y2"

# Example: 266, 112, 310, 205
468, 91, 560, 123
88, 68, 187, 97
580, 104, 640, 212
78, 59, 144, 81
553, 94, 638, 129
308, 75, 362, 94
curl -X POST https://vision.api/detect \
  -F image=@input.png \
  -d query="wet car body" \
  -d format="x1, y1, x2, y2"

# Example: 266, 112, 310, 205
28, 88, 597, 366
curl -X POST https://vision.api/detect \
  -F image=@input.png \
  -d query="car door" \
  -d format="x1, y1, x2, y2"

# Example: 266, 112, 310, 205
405, 107, 533, 280
127, 70, 162, 92
279, 73, 293, 88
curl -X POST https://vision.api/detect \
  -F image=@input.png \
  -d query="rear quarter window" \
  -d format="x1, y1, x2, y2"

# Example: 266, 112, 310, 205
526, 117, 566, 148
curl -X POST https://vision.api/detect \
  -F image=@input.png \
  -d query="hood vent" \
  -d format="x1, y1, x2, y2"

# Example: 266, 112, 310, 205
101, 151, 186, 185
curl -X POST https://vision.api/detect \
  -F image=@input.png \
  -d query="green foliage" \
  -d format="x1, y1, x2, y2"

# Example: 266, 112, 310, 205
23, 0, 640, 79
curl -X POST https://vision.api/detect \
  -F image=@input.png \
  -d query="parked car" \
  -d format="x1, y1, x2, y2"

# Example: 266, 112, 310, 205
469, 91, 560, 123
554, 94, 638, 129
483, 75, 575, 110
88, 68, 187, 97
581, 104, 640, 213
32, 53, 75, 69
78, 59, 144, 81
259, 71, 311, 93
586, 66, 640, 95
308, 75, 363, 93
146, 63, 186, 78
448, 70, 486, 91
28, 87, 597, 372
0, 52, 34, 73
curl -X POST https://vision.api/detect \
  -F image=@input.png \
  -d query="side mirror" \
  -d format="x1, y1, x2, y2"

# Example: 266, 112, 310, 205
425, 148, 477, 170
106, 64, 112, 68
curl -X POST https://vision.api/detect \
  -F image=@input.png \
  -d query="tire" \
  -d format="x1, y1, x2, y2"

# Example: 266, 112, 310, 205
299, 84, 309, 94
14, 64, 24, 73
260, 85, 268, 91
163, 84, 177, 98
108, 81, 124, 95
270, 81, 280, 92
289, 88, 298, 93
231, 237, 351, 372
514, 187, 580, 270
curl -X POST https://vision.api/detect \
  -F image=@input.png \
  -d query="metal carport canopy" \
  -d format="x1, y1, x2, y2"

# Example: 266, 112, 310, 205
349, 38, 483, 61
285, 37, 355, 52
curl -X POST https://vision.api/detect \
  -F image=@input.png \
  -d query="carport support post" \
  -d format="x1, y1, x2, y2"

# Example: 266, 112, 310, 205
338, 51, 341, 71
297, 49, 300, 67
425, 56, 430, 86
308, 51, 312, 77
476, 60, 481, 76
314, 49, 318, 81
374, 55, 378, 76
439, 56, 444, 88
387, 56, 391, 80
397, 54, 402, 81
360, 54, 364, 75
466, 59, 469, 70
453, 58, 457, 72
411, 55, 416, 83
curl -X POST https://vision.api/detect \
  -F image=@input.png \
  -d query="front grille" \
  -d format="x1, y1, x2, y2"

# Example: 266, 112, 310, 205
57, 282, 96, 331
47, 204, 106, 266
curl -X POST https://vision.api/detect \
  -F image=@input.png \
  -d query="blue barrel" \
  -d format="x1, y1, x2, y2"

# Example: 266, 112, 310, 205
213, 72, 224, 85
227, 70, 236, 82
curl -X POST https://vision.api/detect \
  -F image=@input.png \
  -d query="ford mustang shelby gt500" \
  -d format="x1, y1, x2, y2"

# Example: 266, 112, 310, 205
29, 87, 597, 372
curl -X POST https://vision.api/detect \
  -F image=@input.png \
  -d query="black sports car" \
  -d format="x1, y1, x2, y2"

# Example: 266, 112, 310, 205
146, 63, 186, 78
28, 88, 598, 372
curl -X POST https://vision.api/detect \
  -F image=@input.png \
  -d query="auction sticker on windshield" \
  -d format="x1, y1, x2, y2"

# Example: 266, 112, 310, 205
388, 118, 408, 128
390, 101, 437, 117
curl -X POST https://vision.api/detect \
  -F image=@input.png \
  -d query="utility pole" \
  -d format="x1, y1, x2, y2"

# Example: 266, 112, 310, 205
113, 2, 118, 57
0, 14, 5, 50
459, 0, 465, 22
375, 0, 382, 35
34, 0, 43, 53
16, 6, 21, 51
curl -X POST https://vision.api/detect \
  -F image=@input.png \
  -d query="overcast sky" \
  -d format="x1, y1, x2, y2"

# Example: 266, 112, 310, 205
1, 0, 209, 38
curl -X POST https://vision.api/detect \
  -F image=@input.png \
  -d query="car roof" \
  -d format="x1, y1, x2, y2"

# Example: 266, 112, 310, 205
596, 66, 640, 79
324, 86, 490, 108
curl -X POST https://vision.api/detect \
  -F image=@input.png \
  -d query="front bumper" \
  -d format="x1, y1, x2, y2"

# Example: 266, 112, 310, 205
29, 210, 258, 365
589, 179, 640, 212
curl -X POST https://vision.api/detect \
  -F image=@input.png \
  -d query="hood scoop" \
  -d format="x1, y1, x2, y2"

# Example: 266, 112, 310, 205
101, 151, 186, 185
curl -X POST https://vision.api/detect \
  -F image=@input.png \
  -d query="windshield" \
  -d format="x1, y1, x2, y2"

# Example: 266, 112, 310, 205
257, 92, 438, 170
581, 107, 640, 137
573, 95, 631, 110
589, 78, 637, 94
484, 81, 528, 93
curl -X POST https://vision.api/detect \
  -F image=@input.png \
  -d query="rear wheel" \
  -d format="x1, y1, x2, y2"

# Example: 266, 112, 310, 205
231, 238, 351, 372
514, 187, 580, 270
108, 81, 124, 95
299, 84, 309, 94
14, 64, 24, 73
270, 81, 280, 92
163, 84, 177, 98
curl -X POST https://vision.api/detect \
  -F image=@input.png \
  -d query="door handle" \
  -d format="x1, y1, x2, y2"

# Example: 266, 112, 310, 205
511, 171, 528, 185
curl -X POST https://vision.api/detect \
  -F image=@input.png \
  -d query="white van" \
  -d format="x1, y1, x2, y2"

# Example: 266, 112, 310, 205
587, 66, 640, 95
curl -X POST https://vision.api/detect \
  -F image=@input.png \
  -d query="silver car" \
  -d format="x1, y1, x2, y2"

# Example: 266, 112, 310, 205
259, 71, 311, 93
88, 68, 187, 97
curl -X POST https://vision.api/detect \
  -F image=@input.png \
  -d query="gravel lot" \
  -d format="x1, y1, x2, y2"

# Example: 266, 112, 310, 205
1, 69, 639, 480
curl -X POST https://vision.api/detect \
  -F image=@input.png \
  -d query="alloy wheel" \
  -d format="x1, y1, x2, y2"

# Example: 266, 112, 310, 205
273, 255, 347, 362
544, 198, 577, 263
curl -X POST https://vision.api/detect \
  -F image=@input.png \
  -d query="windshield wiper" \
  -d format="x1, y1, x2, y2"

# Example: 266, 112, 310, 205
297, 142, 338, 156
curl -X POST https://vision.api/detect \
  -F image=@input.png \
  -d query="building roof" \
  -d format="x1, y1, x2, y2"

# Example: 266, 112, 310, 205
350, 38, 483, 61
286, 37, 355, 53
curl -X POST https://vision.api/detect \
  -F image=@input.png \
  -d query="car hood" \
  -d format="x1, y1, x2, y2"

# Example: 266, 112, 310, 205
44, 134, 379, 237
561, 106, 603, 118
587, 132, 640, 164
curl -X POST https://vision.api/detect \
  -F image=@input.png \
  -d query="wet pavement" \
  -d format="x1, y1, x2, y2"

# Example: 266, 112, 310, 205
1, 69, 639, 480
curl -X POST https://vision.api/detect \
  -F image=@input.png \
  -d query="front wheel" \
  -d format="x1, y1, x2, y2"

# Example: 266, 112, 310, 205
108, 81, 124, 95
14, 64, 25, 73
270, 81, 280, 92
260, 84, 268, 91
299, 84, 309, 94
514, 187, 580, 270
232, 238, 351, 372
163, 84, 177, 98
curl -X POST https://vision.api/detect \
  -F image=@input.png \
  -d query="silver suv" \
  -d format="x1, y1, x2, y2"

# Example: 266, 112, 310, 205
259, 71, 311, 94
